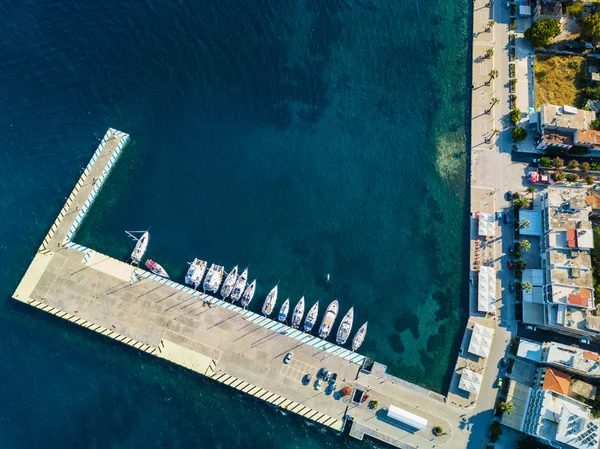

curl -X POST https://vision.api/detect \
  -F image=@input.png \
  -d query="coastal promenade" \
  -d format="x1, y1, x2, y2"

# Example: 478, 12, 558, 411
13, 130, 470, 448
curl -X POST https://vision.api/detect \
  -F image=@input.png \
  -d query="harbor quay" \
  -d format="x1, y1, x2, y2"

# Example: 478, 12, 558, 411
12, 129, 472, 448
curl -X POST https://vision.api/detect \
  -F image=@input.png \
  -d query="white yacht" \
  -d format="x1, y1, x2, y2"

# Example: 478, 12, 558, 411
278, 298, 290, 322
290, 296, 305, 328
318, 300, 339, 339
241, 279, 256, 308
262, 285, 278, 316
203, 264, 224, 293
336, 306, 354, 345
304, 301, 319, 334
185, 258, 207, 289
220, 266, 238, 299
230, 268, 248, 302
352, 322, 368, 351
126, 230, 149, 265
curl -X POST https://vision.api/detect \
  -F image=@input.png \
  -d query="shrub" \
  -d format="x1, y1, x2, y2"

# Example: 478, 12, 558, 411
552, 156, 565, 168
568, 160, 580, 170
582, 162, 591, 173
369, 400, 378, 409
552, 170, 566, 182
582, 13, 600, 45
567, 2, 584, 17
490, 421, 502, 442
510, 19, 516, 31
539, 157, 551, 167
433, 426, 444, 436
587, 175, 595, 185
593, 162, 600, 170
568, 60, 580, 70
514, 250, 522, 259
591, 119, 600, 131
524, 19, 561, 48
510, 108, 522, 125
566, 173, 580, 183
512, 127, 527, 141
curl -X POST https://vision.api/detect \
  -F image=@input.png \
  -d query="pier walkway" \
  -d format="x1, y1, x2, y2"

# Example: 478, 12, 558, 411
14, 130, 469, 449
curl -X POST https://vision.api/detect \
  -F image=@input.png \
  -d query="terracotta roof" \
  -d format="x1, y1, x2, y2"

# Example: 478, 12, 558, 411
584, 351, 600, 362
568, 288, 592, 306
567, 228, 577, 248
542, 368, 571, 396
587, 194, 600, 209
578, 130, 600, 147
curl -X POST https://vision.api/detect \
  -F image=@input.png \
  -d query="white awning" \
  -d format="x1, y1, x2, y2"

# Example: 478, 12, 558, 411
478, 213, 495, 237
478, 266, 497, 313
459, 369, 483, 394
387, 405, 428, 431
468, 323, 494, 358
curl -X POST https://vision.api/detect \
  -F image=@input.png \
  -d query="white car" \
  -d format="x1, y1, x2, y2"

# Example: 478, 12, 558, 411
315, 378, 323, 390
525, 325, 537, 331
284, 352, 293, 364
580, 338, 591, 345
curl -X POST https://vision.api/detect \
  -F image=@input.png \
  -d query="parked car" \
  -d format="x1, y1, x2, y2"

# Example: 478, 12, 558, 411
303, 373, 312, 385
526, 325, 537, 331
324, 370, 332, 382
580, 338, 591, 345
496, 211, 503, 220
315, 379, 323, 390
506, 191, 513, 201
500, 357, 508, 368
509, 246, 514, 255
504, 214, 512, 225
325, 383, 335, 395
284, 352, 293, 364
330, 373, 338, 386
497, 377, 504, 388
317, 367, 326, 378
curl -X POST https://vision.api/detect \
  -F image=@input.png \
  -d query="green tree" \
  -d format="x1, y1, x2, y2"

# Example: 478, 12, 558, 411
512, 127, 527, 141
552, 170, 566, 182
514, 196, 532, 209
569, 160, 580, 170
566, 173, 580, 183
591, 119, 600, 131
524, 19, 561, 48
492, 128, 500, 137
510, 108, 522, 125
501, 401, 515, 415
490, 421, 503, 442
485, 47, 495, 58
539, 157, 552, 167
488, 20, 495, 31
433, 426, 444, 436
582, 13, 600, 45
488, 68, 499, 84
582, 162, 591, 173
527, 186, 536, 195
586, 175, 595, 185
519, 218, 531, 230
515, 260, 527, 271
522, 282, 533, 293
567, 2, 584, 18
520, 239, 532, 251
552, 156, 565, 168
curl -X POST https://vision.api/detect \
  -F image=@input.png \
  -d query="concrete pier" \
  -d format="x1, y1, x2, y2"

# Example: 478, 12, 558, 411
13, 130, 469, 449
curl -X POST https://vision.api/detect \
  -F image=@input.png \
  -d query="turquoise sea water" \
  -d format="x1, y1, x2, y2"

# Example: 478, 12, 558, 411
1, 1, 469, 447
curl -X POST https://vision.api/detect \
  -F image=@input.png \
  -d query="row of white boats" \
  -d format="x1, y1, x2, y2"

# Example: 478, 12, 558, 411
126, 230, 367, 351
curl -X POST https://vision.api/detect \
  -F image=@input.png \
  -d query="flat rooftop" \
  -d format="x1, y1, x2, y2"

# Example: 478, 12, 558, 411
546, 186, 591, 211
540, 104, 596, 131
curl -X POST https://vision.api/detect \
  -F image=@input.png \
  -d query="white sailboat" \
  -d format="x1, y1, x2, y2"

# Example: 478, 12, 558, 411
145, 259, 169, 278
318, 300, 339, 339
220, 266, 238, 299
352, 322, 368, 351
203, 264, 224, 293
336, 306, 354, 345
230, 268, 248, 303
278, 298, 290, 322
241, 279, 256, 308
304, 301, 319, 334
262, 285, 278, 316
126, 230, 149, 265
291, 296, 305, 328
185, 258, 207, 289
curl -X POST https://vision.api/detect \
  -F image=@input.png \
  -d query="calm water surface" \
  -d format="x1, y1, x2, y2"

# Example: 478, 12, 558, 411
0, 1, 470, 447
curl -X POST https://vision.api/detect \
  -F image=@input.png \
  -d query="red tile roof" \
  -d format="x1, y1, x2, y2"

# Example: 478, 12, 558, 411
567, 228, 577, 248
568, 288, 592, 306
542, 368, 571, 396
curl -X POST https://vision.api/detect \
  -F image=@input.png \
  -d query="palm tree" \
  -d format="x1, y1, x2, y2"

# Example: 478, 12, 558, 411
486, 97, 500, 114
487, 68, 499, 85
527, 186, 535, 196
518, 219, 531, 230
485, 48, 495, 59
522, 281, 533, 293
488, 20, 496, 31
492, 128, 500, 136
501, 401, 515, 415
520, 239, 532, 251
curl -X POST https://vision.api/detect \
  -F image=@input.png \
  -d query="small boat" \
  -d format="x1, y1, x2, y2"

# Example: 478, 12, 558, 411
291, 296, 305, 328
326, 273, 330, 282
304, 301, 319, 334
318, 300, 339, 339
203, 264, 224, 293
262, 285, 278, 316
145, 259, 169, 278
230, 268, 248, 303
126, 230, 149, 265
336, 306, 354, 345
241, 279, 256, 308
185, 258, 207, 289
278, 298, 290, 322
352, 322, 368, 351
220, 266, 238, 299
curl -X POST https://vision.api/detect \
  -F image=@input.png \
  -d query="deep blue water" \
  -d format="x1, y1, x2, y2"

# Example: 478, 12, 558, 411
0, 1, 470, 447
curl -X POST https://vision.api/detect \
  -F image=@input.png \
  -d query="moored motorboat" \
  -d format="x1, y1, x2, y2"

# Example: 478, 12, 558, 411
145, 259, 169, 278
291, 296, 305, 328
220, 266, 238, 299
304, 301, 319, 334
185, 258, 207, 289
203, 264, 224, 293
278, 298, 290, 322
241, 279, 256, 308
230, 268, 248, 303
126, 230, 149, 265
352, 322, 368, 351
318, 300, 339, 339
336, 306, 354, 345
262, 285, 278, 316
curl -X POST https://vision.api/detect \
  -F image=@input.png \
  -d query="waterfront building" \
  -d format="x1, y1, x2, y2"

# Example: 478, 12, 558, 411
534, 367, 597, 401
533, 0, 562, 23
502, 379, 600, 449
536, 104, 600, 155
